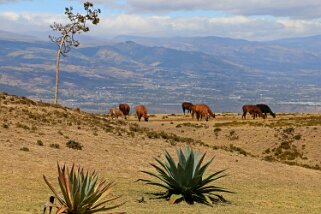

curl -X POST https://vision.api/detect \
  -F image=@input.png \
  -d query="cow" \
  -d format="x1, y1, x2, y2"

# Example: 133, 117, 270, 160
119, 103, 130, 119
191, 104, 215, 121
182, 102, 193, 115
135, 105, 149, 121
256, 104, 276, 118
242, 105, 266, 119
109, 108, 124, 119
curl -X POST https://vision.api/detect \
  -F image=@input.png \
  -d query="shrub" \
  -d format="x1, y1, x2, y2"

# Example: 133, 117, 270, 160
293, 134, 302, 140
50, 144, 60, 149
139, 147, 232, 205
66, 140, 83, 150
43, 163, 124, 214
2, 123, 9, 129
37, 140, 44, 146
20, 147, 29, 152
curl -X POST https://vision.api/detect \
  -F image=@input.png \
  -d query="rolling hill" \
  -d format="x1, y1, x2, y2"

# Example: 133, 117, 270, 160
1, 32, 321, 113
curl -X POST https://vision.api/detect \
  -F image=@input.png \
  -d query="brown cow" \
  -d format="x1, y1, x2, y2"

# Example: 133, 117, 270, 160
191, 104, 215, 121
119, 103, 130, 119
135, 105, 149, 121
109, 108, 124, 119
242, 105, 266, 119
182, 102, 193, 115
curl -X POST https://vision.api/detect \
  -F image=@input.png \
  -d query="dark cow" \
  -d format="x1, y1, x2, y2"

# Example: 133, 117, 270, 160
191, 104, 215, 121
119, 103, 130, 119
135, 105, 149, 121
242, 105, 266, 119
182, 102, 193, 115
256, 104, 276, 118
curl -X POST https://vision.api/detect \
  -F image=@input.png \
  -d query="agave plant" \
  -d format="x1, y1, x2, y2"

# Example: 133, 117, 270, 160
43, 163, 125, 214
139, 147, 233, 205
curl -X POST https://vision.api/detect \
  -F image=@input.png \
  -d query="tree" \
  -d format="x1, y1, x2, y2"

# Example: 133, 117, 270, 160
50, 2, 101, 104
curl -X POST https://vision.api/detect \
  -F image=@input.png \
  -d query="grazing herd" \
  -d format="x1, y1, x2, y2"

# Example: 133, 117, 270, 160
108, 102, 275, 122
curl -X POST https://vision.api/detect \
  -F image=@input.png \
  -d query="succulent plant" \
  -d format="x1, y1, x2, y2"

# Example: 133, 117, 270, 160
139, 147, 233, 205
43, 163, 124, 214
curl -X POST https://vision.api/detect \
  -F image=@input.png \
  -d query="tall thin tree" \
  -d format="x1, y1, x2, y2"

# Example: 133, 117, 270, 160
50, 2, 101, 104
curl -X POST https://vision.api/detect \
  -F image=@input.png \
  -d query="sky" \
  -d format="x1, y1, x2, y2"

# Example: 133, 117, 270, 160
1, 0, 321, 41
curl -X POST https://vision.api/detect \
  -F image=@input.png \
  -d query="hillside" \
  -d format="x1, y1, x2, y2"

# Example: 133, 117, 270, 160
0, 93, 321, 213
1, 33, 321, 113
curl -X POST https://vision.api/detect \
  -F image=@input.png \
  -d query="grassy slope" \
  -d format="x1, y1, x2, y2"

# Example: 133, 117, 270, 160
0, 93, 321, 214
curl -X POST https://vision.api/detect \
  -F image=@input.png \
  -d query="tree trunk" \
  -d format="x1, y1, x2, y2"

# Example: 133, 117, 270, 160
54, 37, 66, 104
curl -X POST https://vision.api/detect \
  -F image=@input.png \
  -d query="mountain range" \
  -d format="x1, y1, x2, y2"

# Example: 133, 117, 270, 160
0, 30, 321, 113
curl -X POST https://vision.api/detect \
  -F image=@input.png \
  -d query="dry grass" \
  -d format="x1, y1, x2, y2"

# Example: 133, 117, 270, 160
0, 93, 321, 213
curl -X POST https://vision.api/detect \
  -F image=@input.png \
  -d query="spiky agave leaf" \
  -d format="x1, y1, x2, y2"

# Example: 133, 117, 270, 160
140, 147, 233, 205
43, 163, 125, 214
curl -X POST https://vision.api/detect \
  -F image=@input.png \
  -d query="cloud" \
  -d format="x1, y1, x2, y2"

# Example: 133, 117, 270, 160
0, 12, 66, 34
1, 11, 321, 41
73, 0, 321, 18
0, 0, 31, 4
97, 14, 321, 40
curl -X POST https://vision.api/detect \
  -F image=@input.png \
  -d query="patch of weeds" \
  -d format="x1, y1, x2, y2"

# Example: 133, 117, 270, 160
16, 123, 30, 130
37, 140, 44, 146
263, 155, 276, 162
2, 123, 9, 129
263, 148, 271, 154
50, 143, 60, 149
129, 124, 147, 133
176, 123, 207, 129
229, 144, 248, 156
293, 134, 301, 140
283, 127, 294, 135
128, 131, 135, 137
66, 140, 83, 150
227, 130, 239, 140
20, 147, 29, 152
214, 127, 222, 138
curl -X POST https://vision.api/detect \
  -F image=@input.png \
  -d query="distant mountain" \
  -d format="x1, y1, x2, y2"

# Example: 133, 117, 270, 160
1, 32, 321, 113
0, 30, 40, 42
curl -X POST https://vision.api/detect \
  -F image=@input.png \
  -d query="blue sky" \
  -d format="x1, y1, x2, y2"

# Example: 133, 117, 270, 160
1, 0, 321, 41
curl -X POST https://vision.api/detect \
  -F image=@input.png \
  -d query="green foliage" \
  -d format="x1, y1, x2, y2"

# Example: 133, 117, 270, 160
66, 140, 83, 150
43, 163, 124, 214
139, 147, 232, 206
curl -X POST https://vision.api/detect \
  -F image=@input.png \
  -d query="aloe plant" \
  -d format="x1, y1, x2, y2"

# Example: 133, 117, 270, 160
43, 163, 125, 214
139, 147, 233, 205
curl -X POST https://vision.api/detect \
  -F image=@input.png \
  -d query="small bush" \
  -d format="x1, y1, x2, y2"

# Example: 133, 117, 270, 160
2, 123, 9, 129
293, 134, 302, 140
227, 130, 239, 140
37, 140, 44, 146
50, 143, 60, 149
20, 147, 29, 152
283, 127, 294, 135
16, 123, 30, 130
66, 140, 83, 150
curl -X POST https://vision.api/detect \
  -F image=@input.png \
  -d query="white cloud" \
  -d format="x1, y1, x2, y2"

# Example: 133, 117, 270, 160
74, 0, 321, 18
0, 12, 66, 34
1, 11, 321, 41
0, 0, 31, 4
